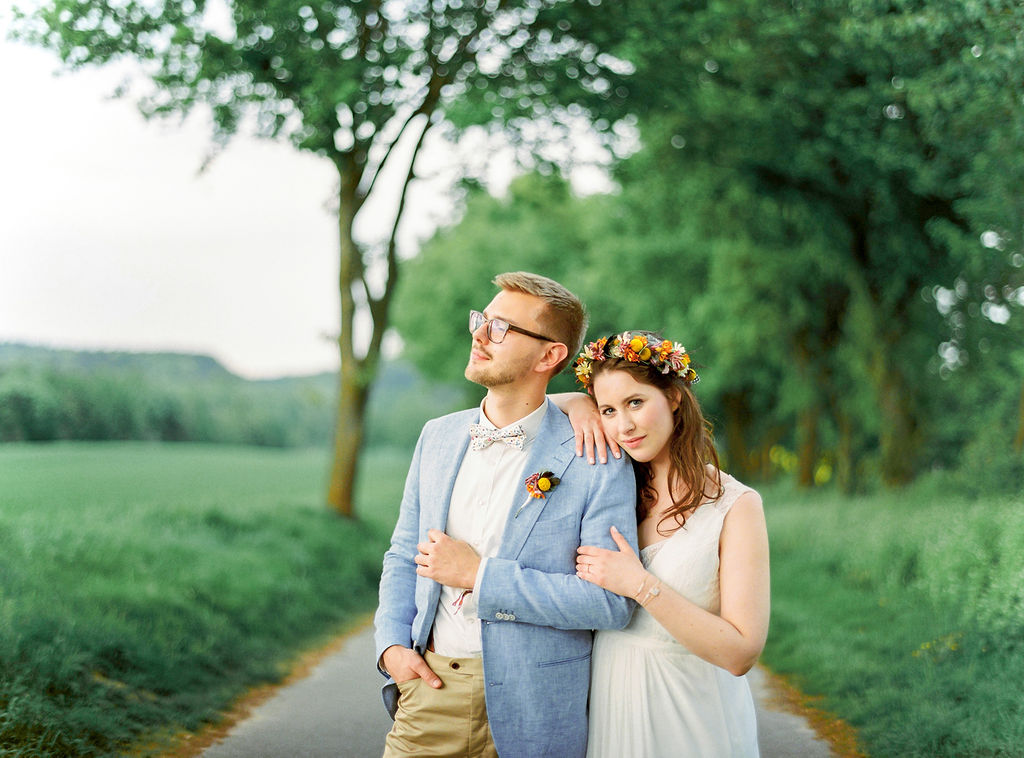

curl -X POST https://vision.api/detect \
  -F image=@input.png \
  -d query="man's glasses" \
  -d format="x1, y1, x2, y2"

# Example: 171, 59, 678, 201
469, 310, 557, 344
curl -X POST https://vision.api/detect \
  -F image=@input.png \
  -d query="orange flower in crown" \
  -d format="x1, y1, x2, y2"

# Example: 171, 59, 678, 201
574, 330, 699, 393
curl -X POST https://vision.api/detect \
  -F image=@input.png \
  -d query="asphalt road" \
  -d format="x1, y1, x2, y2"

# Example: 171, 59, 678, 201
200, 622, 836, 758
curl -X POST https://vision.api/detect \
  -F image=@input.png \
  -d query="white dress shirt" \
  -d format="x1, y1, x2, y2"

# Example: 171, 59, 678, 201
430, 400, 548, 658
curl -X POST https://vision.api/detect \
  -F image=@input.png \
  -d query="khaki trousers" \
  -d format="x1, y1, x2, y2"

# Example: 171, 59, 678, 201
382, 650, 498, 758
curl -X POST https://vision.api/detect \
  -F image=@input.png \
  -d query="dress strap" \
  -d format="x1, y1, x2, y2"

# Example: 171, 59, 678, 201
710, 473, 755, 516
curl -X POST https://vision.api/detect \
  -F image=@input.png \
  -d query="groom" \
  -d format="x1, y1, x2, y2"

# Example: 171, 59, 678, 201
374, 272, 637, 758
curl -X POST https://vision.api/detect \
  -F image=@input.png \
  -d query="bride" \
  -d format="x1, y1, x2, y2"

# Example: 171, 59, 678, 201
557, 330, 769, 757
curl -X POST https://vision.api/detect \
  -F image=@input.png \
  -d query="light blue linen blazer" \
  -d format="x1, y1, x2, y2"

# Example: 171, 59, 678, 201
374, 398, 638, 758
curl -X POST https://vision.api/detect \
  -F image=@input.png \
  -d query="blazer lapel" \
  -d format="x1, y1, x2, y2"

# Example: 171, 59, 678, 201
422, 411, 473, 530
498, 399, 576, 560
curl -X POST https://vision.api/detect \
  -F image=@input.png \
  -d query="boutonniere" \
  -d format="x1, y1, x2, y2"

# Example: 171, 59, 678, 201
525, 470, 560, 499
516, 470, 561, 518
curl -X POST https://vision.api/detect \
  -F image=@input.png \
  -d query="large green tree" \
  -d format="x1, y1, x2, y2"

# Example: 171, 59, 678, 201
589, 0, 1024, 485
395, 0, 1024, 492
12, 0, 636, 515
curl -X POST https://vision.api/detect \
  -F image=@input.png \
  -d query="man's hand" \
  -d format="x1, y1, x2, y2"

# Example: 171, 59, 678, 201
381, 645, 442, 688
415, 529, 480, 589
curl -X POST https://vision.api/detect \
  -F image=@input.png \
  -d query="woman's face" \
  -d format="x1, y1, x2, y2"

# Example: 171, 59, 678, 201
592, 369, 679, 467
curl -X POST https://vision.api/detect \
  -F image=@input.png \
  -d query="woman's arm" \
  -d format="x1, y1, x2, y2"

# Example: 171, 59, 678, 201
549, 392, 622, 463
576, 492, 770, 676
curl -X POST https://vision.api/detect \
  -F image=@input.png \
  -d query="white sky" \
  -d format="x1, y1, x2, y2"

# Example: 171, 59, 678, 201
0, 35, 457, 379
0, 19, 618, 379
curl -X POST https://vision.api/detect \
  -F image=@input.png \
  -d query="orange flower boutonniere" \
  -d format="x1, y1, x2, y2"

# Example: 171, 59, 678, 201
516, 470, 562, 518
525, 471, 560, 499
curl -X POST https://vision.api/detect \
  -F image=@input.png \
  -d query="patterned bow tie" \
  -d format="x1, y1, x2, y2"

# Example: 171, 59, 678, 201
469, 423, 526, 451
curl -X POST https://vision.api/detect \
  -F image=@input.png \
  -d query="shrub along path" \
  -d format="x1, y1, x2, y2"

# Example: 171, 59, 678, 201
154, 617, 853, 758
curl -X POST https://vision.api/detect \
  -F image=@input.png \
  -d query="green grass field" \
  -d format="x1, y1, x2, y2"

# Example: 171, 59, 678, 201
0, 442, 406, 757
3, 443, 1022, 757
761, 479, 1024, 757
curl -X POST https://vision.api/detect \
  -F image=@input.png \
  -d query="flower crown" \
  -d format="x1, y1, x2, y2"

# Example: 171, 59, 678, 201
574, 331, 699, 393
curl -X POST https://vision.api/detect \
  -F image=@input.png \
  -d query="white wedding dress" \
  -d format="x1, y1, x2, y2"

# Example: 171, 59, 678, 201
587, 473, 760, 757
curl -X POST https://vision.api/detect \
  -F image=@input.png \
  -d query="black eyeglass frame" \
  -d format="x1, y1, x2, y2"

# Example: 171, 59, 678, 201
469, 309, 558, 344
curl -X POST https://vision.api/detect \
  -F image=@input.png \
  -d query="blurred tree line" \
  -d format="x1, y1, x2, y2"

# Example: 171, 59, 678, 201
394, 0, 1024, 494
11, 0, 640, 516
0, 346, 460, 450
12, 0, 1023, 510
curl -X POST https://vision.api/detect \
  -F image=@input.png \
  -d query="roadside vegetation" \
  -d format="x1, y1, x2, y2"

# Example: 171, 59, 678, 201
0, 443, 404, 757
762, 479, 1024, 757
3, 437, 1021, 757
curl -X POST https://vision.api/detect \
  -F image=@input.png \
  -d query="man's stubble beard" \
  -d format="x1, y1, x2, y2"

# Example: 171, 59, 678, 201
464, 351, 535, 389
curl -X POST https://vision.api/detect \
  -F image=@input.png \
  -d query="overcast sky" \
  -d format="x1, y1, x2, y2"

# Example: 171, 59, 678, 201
0, 6, 626, 380
0, 33, 460, 379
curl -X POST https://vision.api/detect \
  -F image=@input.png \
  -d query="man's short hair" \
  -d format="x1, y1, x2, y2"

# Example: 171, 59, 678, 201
493, 271, 589, 375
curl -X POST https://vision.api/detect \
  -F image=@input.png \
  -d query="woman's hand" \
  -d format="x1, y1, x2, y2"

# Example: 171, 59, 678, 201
576, 526, 647, 598
550, 392, 621, 464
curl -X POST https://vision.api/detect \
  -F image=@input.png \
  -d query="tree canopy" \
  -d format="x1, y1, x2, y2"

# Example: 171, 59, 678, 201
13, 0, 641, 515
394, 0, 1024, 493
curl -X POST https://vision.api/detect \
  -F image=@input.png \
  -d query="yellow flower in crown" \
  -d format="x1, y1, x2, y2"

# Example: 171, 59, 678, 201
622, 334, 649, 362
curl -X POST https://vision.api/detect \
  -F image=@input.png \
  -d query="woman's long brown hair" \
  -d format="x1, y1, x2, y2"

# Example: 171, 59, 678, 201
591, 354, 723, 535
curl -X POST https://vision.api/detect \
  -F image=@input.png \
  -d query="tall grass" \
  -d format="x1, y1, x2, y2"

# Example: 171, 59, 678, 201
8, 441, 1022, 757
762, 479, 1024, 757
0, 442, 406, 757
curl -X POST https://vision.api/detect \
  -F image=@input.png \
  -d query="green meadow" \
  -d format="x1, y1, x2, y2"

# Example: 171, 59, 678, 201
2, 442, 1023, 756
0, 442, 405, 757
761, 480, 1024, 757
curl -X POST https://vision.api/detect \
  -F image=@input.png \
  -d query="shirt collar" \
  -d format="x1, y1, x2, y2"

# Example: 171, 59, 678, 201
476, 399, 547, 445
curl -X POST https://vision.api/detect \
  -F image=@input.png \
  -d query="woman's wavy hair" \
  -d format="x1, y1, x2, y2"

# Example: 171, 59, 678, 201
590, 335, 722, 534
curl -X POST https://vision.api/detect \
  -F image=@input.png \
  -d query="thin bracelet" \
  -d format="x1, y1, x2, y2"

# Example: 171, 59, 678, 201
639, 579, 662, 607
633, 575, 649, 601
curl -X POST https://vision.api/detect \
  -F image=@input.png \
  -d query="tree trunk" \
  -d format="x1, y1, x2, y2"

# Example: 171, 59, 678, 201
327, 168, 370, 518
834, 410, 855, 493
752, 425, 786, 482
873, 351, 918, 486
1015, 380, 1024, 453
328, 357, 371, 517
322, 115, 432, 517
720, 391, 754, 480
846, 212, 919, 487
792, 340, 819, 488
796, 404, 819, 488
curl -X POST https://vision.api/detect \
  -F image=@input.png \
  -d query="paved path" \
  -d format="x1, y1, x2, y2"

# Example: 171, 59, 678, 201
200, 622, 836, 758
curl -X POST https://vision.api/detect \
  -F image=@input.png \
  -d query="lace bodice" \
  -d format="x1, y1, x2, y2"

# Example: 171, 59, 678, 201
623, 473, 754, 648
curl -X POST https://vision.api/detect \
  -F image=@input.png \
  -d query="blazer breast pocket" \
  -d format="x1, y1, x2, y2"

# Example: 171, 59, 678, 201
522, 512, 579, 572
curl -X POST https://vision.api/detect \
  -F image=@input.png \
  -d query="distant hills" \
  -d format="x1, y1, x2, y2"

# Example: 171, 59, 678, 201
0, 343, 334, 386
0, 343, 464, 447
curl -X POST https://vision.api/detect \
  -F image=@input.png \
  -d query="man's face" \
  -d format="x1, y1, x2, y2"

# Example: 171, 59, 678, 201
465, 289, 552, 389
